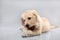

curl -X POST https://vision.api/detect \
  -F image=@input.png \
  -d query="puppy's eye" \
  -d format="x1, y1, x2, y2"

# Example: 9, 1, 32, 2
28, 17, 31, 20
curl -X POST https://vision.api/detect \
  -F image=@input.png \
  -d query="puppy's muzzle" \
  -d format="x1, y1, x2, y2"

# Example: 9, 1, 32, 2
29, 26, 35, 31
26, 24, 30, 28
26, 24, 35, 31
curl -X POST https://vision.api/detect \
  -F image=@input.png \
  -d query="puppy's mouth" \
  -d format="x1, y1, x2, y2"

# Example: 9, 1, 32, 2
27, 25, 35, 31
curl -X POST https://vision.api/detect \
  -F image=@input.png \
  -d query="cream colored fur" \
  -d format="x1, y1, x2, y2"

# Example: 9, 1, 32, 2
21, 10, 57, 37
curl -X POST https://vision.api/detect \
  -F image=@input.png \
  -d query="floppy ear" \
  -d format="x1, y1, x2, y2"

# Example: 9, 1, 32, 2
21, 18, 24, 25
32, 10, 39, 21
32, 10, 39, 16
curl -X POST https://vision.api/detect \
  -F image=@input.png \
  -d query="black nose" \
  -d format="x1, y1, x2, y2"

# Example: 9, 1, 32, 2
26, 24, 30, 28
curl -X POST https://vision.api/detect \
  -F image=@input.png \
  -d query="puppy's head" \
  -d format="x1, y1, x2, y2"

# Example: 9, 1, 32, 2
21, 10, 39, 31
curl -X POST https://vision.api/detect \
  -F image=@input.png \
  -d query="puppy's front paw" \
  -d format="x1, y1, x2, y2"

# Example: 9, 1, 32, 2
22, 33, 32, 38
21, 33, 29, 38
22, 34, 27, 38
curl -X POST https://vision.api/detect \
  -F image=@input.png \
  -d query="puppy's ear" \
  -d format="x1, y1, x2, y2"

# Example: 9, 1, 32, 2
21, 18, 24, 25
32, 10, 39, 19
32, 10, 39, 16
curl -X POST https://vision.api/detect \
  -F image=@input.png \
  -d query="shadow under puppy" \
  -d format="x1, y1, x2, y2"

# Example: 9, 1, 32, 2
21, 10, 57, 37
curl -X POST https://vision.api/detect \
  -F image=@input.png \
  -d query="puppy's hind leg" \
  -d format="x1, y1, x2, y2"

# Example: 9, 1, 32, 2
51, 26, 58, 29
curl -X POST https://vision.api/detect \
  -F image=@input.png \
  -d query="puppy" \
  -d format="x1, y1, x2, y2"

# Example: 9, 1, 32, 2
21, 10, 57, 37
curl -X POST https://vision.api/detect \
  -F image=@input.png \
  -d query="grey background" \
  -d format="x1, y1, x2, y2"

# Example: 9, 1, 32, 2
0, 0, 60, 40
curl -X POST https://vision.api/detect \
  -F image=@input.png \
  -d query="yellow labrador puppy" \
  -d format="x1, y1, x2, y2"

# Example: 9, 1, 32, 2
21, 10, 57, 37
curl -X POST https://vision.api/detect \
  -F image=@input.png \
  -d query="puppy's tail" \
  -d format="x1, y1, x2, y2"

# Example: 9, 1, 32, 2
51, 25, 58, 29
